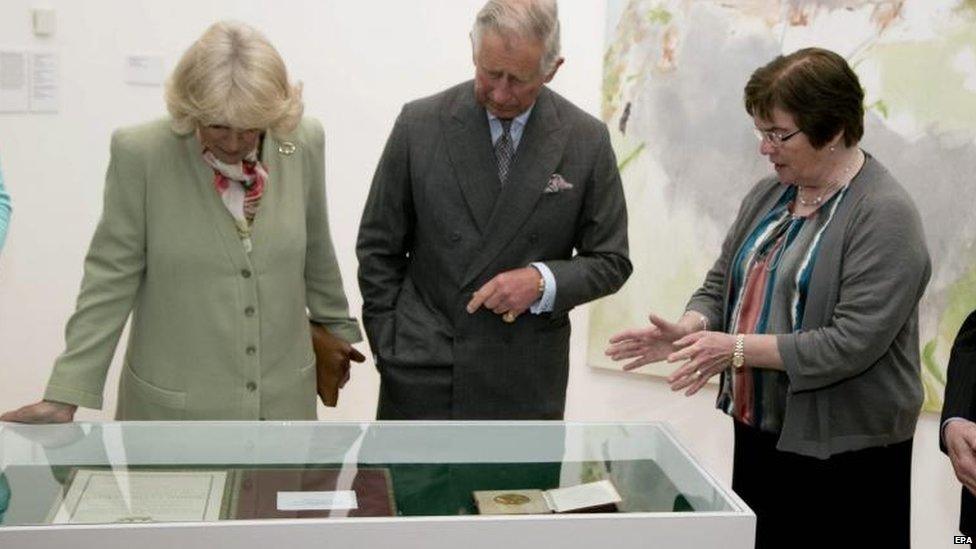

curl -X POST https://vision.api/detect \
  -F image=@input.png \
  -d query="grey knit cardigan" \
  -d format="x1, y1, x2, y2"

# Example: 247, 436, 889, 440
686, 153, 931, 459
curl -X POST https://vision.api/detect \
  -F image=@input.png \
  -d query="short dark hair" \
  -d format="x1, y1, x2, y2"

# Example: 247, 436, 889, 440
744, 47, 864, 149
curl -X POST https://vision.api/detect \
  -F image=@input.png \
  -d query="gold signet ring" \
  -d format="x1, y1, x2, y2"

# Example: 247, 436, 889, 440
278, 141, 296, 155
502, 311, 517, 323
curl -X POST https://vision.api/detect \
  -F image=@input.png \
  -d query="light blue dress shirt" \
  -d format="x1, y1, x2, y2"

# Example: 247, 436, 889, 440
487, 106, 533, 151
0, 156, 11, 255
487, 107, 556, 314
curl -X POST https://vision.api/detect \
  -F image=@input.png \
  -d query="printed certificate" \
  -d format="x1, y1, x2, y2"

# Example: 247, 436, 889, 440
48, 469, 227, 524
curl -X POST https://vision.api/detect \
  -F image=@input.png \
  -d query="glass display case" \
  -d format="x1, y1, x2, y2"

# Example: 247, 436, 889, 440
0, 421, 754, 548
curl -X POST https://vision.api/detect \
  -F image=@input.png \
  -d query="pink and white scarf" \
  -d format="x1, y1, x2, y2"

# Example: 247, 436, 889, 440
201, 148, 268, 253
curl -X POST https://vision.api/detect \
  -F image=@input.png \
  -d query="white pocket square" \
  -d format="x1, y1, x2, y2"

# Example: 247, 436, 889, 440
544, 173, 573, 194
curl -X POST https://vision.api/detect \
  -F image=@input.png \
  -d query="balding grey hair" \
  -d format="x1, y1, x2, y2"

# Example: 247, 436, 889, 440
471, 0, 562, 75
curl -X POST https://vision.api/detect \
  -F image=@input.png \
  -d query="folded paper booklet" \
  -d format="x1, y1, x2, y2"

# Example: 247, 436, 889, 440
229, 467, 396, 519
473, 479, 621, 515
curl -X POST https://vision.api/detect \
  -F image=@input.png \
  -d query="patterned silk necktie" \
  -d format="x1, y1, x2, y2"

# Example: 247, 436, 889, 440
494, 119, 515, 185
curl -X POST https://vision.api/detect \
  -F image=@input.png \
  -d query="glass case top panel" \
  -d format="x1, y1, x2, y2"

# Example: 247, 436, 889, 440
0, 422, 742, 527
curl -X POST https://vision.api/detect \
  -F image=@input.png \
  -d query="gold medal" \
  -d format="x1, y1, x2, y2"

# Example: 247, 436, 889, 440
493, 493, 531, 505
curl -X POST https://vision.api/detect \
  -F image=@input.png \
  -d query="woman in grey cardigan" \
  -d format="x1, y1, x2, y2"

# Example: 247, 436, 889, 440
607, 48, 929, 549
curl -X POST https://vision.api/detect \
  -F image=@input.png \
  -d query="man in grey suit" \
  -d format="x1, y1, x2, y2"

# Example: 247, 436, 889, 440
357, 0, 631, 420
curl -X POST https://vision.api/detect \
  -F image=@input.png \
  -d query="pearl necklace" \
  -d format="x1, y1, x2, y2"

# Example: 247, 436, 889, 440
796, 149, 864, 207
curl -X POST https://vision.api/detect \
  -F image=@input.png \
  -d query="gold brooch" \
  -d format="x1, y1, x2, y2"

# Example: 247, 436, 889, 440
278, 141, 296, 155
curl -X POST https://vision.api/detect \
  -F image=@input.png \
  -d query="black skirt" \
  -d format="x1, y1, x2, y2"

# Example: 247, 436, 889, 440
732, 420, 912, 549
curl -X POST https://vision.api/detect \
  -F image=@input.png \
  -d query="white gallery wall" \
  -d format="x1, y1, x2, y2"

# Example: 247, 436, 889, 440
0, 1, 959, 547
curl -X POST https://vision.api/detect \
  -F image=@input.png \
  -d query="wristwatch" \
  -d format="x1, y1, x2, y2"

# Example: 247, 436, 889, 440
732, 334, 745, 370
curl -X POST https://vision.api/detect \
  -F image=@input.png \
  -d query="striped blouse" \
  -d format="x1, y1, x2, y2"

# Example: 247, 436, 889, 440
718, 183, 850, 432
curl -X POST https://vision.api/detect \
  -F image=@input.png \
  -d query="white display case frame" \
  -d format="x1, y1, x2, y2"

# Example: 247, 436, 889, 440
0, 421, 755, 548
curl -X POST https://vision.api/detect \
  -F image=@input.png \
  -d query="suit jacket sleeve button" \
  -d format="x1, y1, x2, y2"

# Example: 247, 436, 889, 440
451, 231, 461, 242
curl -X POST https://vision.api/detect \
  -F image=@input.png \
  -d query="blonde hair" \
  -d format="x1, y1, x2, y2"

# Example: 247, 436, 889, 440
165, 21, 303, 137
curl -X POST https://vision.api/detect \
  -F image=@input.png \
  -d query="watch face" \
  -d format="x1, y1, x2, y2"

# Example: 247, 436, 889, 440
732, 355, 744, 368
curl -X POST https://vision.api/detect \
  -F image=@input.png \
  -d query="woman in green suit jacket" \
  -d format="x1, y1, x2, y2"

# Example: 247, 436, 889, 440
1, 21, 362, 421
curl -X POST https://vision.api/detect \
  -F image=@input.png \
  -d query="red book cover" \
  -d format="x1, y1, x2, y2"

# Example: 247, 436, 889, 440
231, 468, 396, 519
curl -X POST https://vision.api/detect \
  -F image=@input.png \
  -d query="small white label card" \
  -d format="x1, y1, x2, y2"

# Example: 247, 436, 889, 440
29, 51, 58, 112
124, 55, 165, 86
543, 480, 622, 513
276, 490, 359, 511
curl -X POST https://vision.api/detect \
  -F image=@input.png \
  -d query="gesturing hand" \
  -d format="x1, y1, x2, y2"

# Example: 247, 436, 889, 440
666, 331, 736, 396
605, 313, 691, 371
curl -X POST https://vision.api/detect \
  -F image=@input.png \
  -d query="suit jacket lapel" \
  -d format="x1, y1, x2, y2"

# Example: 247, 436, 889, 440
462, 88, 568, 287
443, 83, 500, 234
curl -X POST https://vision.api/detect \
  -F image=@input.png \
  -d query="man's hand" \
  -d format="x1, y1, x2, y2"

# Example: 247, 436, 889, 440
0, 400, 77, 423
310, 324, 366, 407
946, 419, 976, 496
465, 267, 543, 322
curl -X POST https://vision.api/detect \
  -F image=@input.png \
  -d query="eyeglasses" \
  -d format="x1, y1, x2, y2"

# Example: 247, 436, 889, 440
752, 128, 802, 147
